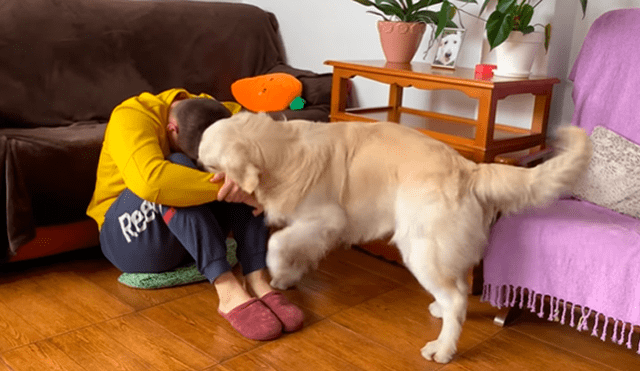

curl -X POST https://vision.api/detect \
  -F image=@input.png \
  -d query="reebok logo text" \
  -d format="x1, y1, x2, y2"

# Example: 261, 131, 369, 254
118, 200, 163, 243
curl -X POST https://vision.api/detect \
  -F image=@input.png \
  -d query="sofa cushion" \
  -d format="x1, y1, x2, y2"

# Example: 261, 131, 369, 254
573, 126, 640, 220
0, 0, 285, 127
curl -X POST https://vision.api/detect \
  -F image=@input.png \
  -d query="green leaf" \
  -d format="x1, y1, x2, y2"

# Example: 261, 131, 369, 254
352, 0, 376, 6
377, 3, 407, 20
518, 4, 534, 29
448, 7, 457, 20
412, 0, 441, 10
521, 25, 535, 34
435, 1, 452, 37
412, 10, 439, 23
366, 10, 390, 20
378, 0, 404, 9
479, 0, 491, 15
579, 0, 588, 18
486, 10, 514, 49
496, 0, 517, 13
544, 23, 552, 51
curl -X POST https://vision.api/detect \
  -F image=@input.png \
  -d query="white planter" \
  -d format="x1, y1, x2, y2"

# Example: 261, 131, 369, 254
493, 31, 544, 78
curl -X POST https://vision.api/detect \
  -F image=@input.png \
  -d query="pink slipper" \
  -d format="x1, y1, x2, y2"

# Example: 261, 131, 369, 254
260, 291, 305, 332
218, 298, 282, 341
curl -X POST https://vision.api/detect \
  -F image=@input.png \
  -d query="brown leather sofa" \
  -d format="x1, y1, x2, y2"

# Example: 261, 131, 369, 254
0, 0, 332, 262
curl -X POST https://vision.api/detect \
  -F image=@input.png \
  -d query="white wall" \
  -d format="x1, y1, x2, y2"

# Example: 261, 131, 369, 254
243, 0, 490, 119
241, 0, 639, 134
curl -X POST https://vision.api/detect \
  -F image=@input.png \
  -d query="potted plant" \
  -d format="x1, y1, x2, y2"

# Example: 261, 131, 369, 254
478, 0, 588, 77
481, 0, 588, 50
352, 0, 476, 63
353, 1, 588, 74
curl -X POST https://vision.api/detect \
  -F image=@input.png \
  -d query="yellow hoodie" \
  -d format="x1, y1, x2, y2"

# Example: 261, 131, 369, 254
86, 88, 241, 230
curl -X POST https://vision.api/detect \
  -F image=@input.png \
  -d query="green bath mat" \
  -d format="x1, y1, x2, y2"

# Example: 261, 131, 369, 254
117, 238, 238, 289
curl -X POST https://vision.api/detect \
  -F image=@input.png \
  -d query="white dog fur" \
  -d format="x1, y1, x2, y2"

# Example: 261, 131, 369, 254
198, 112, 591, 364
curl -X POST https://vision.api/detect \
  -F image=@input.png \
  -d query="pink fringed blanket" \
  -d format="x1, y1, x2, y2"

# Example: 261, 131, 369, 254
482, 199, 640, 352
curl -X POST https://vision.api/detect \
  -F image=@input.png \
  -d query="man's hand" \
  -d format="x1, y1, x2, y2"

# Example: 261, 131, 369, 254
210, 172, 244, 203
210, 172, 263, 216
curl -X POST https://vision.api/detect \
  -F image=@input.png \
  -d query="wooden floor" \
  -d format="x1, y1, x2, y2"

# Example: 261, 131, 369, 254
1, 247, 639, 371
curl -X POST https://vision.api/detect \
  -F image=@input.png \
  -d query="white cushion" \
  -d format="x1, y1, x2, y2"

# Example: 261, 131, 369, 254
573, 126, 640, 219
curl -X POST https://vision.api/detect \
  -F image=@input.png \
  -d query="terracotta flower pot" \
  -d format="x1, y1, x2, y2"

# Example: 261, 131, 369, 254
377, 21, 427, 64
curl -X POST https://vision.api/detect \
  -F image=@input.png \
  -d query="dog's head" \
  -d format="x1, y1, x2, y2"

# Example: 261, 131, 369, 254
437, 33, 462, 64
197, 112, 264, 194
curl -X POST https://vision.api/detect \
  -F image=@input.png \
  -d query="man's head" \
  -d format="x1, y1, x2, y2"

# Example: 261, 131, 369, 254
167, 98, 232, 160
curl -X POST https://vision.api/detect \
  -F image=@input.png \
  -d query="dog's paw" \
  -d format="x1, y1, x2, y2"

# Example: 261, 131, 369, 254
428, 301, 443, 318
269, 266, 298, 290
421, 340, 455, 364
268, 263, 304, 290
270, 277, 294, 291
269, 269, 303, 290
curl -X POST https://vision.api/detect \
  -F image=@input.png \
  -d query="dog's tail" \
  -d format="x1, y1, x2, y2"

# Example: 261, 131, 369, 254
471, 126, 592, 215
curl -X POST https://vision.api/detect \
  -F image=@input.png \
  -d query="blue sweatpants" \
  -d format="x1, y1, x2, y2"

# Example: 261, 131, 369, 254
99, 153, 269, 283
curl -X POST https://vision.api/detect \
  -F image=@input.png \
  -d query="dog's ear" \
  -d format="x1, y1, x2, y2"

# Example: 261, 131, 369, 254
224, 142, 260, 194
236, 163, 260, 194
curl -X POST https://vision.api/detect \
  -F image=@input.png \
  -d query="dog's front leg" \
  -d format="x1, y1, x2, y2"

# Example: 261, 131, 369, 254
267, 227, 308, 290
267, 204, 346, 290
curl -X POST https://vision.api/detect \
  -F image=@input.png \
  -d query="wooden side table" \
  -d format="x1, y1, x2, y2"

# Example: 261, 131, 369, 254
324, 60, 560, 163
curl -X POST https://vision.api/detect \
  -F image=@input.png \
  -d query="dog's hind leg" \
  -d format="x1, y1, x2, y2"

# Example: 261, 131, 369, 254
267, 204, 346, 290
420, 280, 467, 364
398, 238, 468, 364
428, 277, 467, 321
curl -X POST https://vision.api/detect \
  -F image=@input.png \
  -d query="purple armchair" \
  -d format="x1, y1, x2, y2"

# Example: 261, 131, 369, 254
482, 8, 640, 353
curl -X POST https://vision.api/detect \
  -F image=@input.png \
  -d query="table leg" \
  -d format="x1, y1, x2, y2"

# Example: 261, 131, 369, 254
472, 150, 491, 163
471, 261, 483, 295
330, 70, 349, 122
531, 92, 553, 148
387, 83, 403, 122
475, 91, 498, 163
494, 306, 523, 327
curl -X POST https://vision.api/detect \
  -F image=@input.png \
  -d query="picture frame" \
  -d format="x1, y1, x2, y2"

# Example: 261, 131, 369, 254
431, 28, 465, 69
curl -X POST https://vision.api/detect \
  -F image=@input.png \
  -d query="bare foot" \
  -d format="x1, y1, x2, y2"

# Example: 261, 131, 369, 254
245, 268, 277, 298
214, 271, 254, 313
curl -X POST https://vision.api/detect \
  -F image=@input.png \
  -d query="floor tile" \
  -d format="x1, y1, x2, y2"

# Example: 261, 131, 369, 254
96, 312, 215, 370
50, 326, 153, 371
141, 290, 259, 363
448, 329, 616, 371
2, 340, 86, 371
331, 286, 500, 365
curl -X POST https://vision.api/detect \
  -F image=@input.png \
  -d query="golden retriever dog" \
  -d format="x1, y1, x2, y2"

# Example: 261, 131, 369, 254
197, 112, 591, 363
